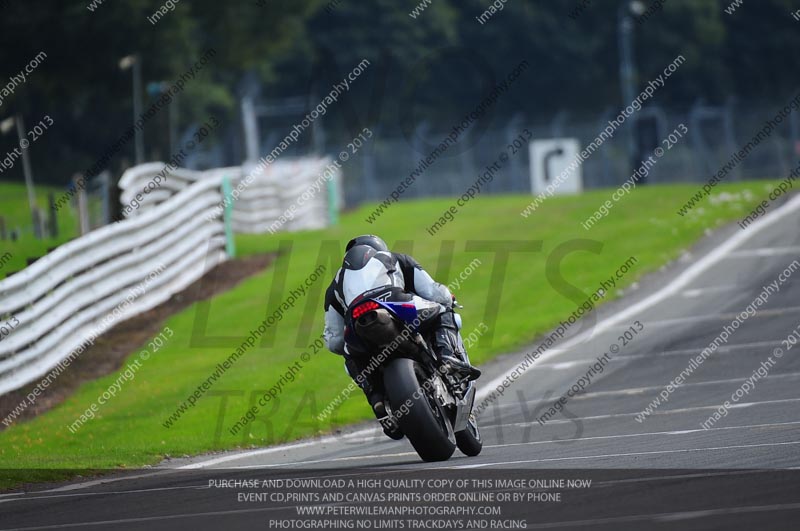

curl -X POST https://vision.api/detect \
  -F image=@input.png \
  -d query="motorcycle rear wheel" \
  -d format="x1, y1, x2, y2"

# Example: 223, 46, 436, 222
383, 358, 456, 462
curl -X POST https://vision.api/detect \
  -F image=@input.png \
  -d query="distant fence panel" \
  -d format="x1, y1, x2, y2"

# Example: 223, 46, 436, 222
118, 157, 340, 234
335, 103, 799, 207
0, 177, 227, 395
0, 155, 342, 396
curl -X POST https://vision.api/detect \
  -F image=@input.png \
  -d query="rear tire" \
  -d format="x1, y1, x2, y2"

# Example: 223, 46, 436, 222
383, 358, 456, 462
455, 415, 482, 456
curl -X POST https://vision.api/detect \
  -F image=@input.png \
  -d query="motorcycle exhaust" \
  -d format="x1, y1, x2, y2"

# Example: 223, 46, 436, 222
355, 309, 415, 354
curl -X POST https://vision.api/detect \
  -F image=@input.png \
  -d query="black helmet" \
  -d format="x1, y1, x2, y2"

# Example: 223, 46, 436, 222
343, 245, 377, 270
345, 234, 388, 253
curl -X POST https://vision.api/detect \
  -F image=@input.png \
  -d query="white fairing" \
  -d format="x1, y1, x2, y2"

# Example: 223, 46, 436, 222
341, 255, 404, 305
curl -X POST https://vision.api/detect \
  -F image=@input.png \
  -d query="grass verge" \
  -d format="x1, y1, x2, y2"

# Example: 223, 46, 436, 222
0, 181, 78, 275
0, 181, 777, 487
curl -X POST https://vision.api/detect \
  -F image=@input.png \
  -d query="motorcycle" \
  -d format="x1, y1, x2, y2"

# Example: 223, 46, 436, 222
345, 286, 482, 462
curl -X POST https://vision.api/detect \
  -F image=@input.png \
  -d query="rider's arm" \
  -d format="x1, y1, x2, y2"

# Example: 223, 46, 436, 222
323, 282, 347, 355
394, 253, 453, 308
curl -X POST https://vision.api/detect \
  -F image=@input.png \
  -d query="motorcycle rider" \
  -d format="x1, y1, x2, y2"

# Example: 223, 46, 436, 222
323, 235, 481, 434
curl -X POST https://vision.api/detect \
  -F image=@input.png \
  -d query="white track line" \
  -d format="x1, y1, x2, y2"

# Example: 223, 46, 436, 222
0, 485, 208, 504
482, 420, 800, 448
521, 502, 800, 529
38, 470, 178, 494
728, 246, 800, 257
0, 506, 296, 531
604, 305, 800, 330
539, 339, 783, 371
483, 372, 800, 413
450, 440, 800, 468
681, 285, 738, 297
572, 371, 800, 400
199, 420, 800, 470
484, 397, 800, 428
176, 428, 379, 470
225, 451, 419, 469
476, 194, 800, 402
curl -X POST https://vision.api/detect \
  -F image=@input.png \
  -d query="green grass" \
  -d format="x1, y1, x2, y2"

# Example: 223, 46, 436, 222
0, 181, 78, 275
0, 180, 777, 485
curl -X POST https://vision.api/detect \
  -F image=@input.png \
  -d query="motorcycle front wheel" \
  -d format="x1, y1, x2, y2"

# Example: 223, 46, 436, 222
456, 415, 483, 456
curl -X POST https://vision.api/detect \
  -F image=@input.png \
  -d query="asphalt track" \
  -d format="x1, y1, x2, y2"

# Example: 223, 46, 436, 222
2, 195, 800, 530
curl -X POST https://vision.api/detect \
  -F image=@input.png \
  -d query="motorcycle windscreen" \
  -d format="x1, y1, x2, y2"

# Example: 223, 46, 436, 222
341, 258, 398, 305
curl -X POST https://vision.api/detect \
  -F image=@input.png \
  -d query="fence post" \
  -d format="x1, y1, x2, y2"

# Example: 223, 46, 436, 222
221, 176, 237, 258
99, 170, 112, 225
506, 113, 526, 191
47, 193, 58, 238
74, 173, 90, 235
326, 172, 339, 227
32, 208, 43, 239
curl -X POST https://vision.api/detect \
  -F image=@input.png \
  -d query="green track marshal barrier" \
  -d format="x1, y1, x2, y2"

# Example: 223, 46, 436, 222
327, 174, 339, 227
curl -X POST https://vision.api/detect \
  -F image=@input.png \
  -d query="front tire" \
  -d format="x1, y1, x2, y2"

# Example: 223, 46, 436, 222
456, 415, 482, 456
383, 358, 456, 462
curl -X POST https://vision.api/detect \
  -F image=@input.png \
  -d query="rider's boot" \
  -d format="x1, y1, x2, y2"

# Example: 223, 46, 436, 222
433, 312, 481, 381
345, 356, 404, 440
